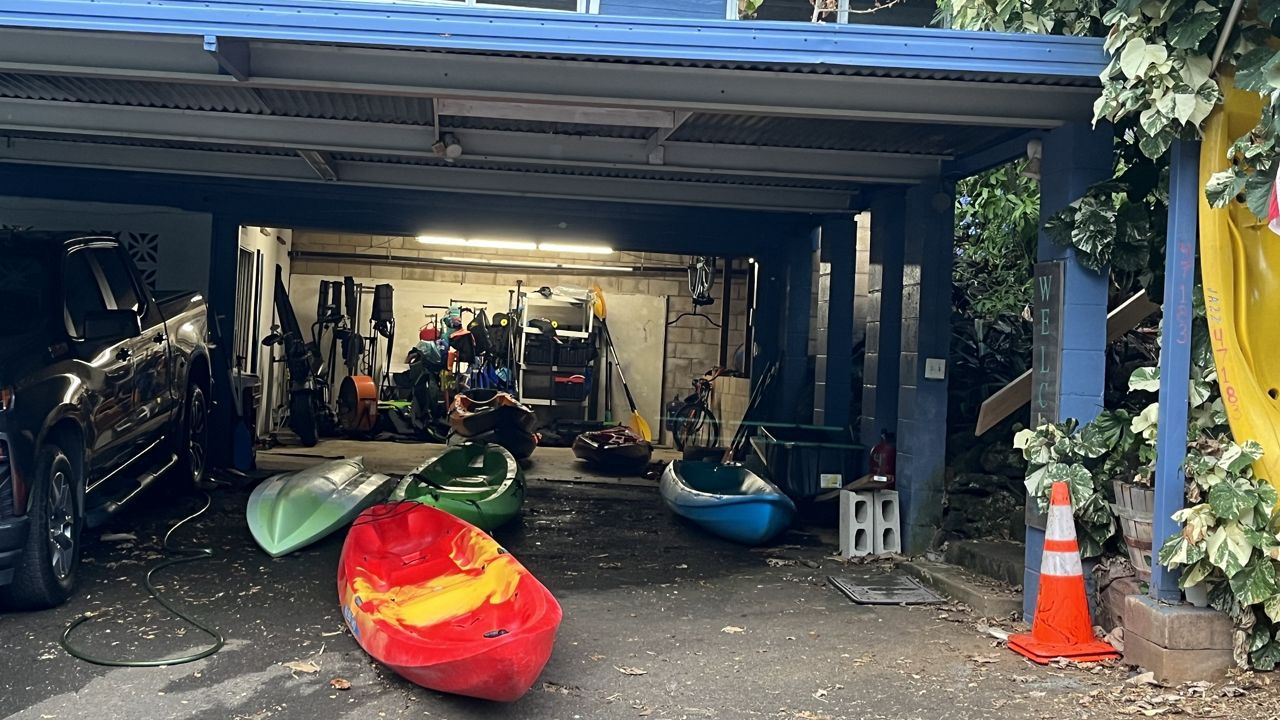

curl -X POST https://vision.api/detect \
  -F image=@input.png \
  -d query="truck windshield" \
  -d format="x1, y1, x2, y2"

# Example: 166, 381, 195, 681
0, 253, 47, 335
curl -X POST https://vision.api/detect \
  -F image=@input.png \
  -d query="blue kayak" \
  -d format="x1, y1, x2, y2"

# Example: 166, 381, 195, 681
659, 461, 796, 545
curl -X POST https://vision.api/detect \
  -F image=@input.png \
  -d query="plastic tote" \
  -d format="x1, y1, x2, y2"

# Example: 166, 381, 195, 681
750, 426, 864, 500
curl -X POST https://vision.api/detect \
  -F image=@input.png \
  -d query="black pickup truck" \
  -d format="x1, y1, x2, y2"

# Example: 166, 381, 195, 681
0, 232, 211, 609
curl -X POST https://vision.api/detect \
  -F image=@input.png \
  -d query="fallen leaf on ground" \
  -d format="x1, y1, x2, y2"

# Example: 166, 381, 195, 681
329, 678, 351, 690
793, 712, 831, 720
721, 626, 745, 634
542, 681, 570, 694
766, 558, 797, 567
100, 533, 137, 542
614, 665, 647, 676
969, 654, 1002, 665
589, 654, 606, 661
599, 562, 623, 569
282, 661, 319, 674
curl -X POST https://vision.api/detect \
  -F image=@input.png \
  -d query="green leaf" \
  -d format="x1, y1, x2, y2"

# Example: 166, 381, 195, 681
1129, 366, 1160, 392
1222, 440, 1264, 473
1173, 503, 1216, 544
1205, 169, 1247, 208
1244, 171, 1275, 222
1251, 642, 1280, 672
1160, 533, 1207, 567
1265, 593, 1280, 623
1262, 0, 1280, 24
1235, 47, 1278, 93
1181, 558, 1213, 587
1167, 3, 1219, 50
1119, 38, 1150, 79
1044, 462, 1094, 511
1209, 480, 1256, 521
1207, 521, 1254, 575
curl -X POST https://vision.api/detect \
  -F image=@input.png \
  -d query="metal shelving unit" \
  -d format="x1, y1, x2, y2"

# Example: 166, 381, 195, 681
516, 295, 595, 415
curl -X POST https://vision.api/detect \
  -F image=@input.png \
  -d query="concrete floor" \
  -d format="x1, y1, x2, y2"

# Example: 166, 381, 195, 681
0, 440, 1243, 720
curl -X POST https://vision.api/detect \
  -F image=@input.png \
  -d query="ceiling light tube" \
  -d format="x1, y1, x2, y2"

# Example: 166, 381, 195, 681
466, 238, 539, 251
440, 256, 632, 272
416, 235, 468, 246
536, 242, 614, 255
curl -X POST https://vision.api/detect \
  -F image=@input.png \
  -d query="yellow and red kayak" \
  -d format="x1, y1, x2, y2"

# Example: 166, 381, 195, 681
338, 503, 561, 702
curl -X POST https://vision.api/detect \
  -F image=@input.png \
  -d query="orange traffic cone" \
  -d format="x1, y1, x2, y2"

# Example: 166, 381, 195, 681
1008, 481, 1119, 664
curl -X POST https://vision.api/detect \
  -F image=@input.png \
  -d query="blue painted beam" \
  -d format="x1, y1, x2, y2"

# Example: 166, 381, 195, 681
860, 190, 905, 448
1151, 139, 1199, 602
0, 0, 1107, 79
1023, 121, 1112, 618
0, 161, 810, 254
896, 180, 955, 554
944, 130, 1044, 180
207, 215, 241, 468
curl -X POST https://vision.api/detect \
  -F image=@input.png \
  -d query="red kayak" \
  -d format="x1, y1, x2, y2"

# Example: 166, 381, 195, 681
338, 503, 562, 702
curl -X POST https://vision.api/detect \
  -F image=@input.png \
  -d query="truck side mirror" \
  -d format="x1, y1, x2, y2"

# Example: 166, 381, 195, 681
82, 309, 141, 343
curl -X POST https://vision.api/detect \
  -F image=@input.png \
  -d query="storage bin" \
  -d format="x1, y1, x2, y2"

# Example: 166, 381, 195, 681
553, 374, 588, 402
524, 335, 555, 366
752, 426, 864, 500
522, 372, 554, 400
557, 337, 597, 367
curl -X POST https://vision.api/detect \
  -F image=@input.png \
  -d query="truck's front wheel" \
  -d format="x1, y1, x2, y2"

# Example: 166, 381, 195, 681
175, 382, 209, 487
0, 444, 81, 609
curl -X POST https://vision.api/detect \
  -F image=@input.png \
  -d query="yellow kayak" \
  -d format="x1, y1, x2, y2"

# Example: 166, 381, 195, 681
1199, 81, 1280, 491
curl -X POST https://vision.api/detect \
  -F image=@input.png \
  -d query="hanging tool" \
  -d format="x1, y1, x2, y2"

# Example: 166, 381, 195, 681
590, 286, 651, 440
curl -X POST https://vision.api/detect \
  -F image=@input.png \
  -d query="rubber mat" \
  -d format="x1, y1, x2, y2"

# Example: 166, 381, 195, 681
827, 572, 944, 605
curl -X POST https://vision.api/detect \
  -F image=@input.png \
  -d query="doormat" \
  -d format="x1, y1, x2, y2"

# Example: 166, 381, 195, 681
827, 572, 944, 605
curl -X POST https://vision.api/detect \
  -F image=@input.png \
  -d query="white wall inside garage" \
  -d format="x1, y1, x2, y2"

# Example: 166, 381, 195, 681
236, 225, 292, 436
0, 196, 211, 293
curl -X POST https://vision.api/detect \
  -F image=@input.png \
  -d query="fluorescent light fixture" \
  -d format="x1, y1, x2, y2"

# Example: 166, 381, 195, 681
416, 235, 468, 246
441, 256, 632, 272
467, 238, 538, 251
536, 242, 614, 255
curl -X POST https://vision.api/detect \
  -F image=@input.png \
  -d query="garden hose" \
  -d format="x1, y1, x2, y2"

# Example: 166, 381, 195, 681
60, 491, 225, 667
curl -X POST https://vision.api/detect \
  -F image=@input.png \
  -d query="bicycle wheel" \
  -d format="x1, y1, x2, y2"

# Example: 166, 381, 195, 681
672, 403, 720, 451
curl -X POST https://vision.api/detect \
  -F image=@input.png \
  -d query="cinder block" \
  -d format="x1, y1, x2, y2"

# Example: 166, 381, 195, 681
1123, 632, 1233, 685
873, 490, 901, 555
839, 490, 874, 558
1124, 595, 1233, 650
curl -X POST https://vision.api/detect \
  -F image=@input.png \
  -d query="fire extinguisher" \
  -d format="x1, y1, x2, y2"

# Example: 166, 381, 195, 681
869, 429, 897, 477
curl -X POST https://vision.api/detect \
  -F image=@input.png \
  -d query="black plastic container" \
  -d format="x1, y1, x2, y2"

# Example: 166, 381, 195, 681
557, 337, 597, 367
522, 372, 554, 399
752, 426, 865, 500
553, 375, 589, 402
524, 336, 555, 366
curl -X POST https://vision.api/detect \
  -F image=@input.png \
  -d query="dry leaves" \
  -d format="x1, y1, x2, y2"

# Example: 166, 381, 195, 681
614, 665, 647, 676
282, 660, 319, 674
969, 654, 1002, 665
766, 558, 797, 568
328, 678, 351, 690
721, 626, 745, 634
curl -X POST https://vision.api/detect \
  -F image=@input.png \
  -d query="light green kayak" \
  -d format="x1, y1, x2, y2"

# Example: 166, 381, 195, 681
391, 442, 524, 530
248, 456, 395, 557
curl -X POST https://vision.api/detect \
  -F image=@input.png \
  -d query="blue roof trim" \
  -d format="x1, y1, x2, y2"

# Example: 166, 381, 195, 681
0, 0, 1107, 80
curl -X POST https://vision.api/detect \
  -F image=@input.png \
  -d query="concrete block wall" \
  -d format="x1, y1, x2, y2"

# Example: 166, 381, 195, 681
854, 211, 871, 347
860, 196, 905, 448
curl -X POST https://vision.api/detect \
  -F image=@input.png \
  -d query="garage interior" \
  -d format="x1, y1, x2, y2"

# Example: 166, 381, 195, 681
0, 3, 1131, 712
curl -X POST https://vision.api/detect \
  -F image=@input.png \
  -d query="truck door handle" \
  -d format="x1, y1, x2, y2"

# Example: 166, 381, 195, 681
115, 348, 132, 362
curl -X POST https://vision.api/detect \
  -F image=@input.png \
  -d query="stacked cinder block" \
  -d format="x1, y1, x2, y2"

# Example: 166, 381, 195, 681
1123, 595, 1234, 684
839, 489, 900, 558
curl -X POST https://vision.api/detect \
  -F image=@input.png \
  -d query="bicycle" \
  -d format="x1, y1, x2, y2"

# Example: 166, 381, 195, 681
667, 367, 725, 452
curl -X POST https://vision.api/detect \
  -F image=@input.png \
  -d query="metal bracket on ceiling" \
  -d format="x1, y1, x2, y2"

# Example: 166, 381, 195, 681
645, 111, 691, 165
298, 149, 339, 181
203, 35, 250, 82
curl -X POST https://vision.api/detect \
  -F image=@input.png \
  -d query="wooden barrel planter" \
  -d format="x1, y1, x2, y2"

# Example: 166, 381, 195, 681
1112, 480, 1155, 582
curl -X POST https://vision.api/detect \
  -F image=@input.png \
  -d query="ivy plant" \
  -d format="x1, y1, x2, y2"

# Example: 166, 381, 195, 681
1014, 419, 1119, 558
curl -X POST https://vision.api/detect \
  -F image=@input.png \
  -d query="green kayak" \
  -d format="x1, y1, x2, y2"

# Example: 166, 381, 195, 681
392, 442, 524, 530
247, 456, 395, 557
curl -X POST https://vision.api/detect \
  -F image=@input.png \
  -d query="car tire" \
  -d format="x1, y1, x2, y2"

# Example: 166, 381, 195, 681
174, 381, 209, 488
0, 444, 82, 610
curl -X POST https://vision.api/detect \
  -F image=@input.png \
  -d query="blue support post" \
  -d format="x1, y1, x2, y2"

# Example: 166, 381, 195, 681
207, 215, 241, 469
1150, 139, 1199, 602
895, 180, 955, 554
1024, 122, 1112, 617
778, 229, 816, 423
751, 251, 786, 396
860, 191, 906, 448
814, 214, 857, 429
